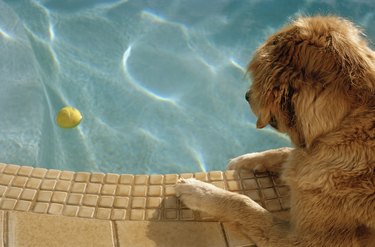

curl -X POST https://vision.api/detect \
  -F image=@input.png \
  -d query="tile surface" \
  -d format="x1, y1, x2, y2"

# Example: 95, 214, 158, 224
116, 221, 227, 247
0, 163, 292, 247
8, 211, 114, 247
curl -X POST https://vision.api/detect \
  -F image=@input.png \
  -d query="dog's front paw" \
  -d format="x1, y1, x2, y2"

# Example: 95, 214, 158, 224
227, 148, 292, 173
227, 152, 267, 172
175, 178, 227, 213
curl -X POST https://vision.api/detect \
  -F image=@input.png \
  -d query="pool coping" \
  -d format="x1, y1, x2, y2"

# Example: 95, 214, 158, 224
0, 163, 290, 247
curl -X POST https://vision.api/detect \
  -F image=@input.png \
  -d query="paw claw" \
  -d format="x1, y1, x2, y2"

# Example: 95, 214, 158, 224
177, 178, 186, 184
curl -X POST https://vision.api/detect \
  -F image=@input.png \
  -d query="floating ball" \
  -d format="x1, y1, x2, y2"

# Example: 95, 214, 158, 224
56, 106, 82, 128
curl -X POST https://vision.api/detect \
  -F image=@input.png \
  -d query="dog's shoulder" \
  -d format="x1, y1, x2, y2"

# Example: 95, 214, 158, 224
283, 108, 375, 194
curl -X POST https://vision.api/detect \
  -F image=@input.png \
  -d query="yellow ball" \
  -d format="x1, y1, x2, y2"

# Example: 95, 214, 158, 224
56, 106, 82, 128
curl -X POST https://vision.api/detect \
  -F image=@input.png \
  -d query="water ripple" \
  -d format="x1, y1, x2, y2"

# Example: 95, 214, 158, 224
0, 27, 12, 39
121, 45, 179, 105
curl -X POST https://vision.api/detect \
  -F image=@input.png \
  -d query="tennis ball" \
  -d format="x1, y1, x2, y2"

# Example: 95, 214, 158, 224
56, 106, 82, 128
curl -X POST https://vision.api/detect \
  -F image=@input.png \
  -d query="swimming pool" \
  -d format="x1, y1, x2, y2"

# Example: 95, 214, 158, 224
0, 0, 374, 174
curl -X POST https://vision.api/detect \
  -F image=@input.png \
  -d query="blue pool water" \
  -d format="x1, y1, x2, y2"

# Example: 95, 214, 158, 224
0, 0, 374, 174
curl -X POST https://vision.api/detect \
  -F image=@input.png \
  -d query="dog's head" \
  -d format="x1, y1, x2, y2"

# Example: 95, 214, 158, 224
247, 16, 375, 147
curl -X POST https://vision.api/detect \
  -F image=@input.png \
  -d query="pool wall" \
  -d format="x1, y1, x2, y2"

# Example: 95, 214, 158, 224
0, 163, 289, 246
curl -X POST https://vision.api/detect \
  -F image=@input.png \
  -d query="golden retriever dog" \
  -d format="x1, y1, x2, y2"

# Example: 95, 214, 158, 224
175, 16, 375, 246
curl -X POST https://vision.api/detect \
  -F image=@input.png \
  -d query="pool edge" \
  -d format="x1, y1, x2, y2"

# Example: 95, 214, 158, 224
0, 163, 290, 247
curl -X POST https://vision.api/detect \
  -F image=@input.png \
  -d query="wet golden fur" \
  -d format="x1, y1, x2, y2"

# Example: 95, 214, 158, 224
176, 16, 375, 246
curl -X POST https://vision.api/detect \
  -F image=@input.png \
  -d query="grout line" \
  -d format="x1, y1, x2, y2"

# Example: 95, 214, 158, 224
110, 220, 120, 247
3, 211, 8, 247
270, 174, 284, 211
220, 222, 230, 247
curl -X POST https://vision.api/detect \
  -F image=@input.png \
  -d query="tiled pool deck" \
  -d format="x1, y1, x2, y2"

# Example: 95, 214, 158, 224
0, 163, 290, 247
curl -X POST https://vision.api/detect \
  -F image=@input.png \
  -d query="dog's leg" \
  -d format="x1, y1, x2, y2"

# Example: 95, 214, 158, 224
175, 178, 295, 246
227, 147, 293, 173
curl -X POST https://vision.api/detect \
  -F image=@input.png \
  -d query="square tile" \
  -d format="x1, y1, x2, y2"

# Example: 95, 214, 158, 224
239, 169, 255, 179
244, 190, 261, 201
164, 209, 178, 220
5, 187, 22, 199
70, 183, 87, 193
0, 174, 14, 185
115, 221, 226, 247
63, 205, 79, 217
209, 171, 223, 181
78, 206, 95, 218
67, 194, 83, 205
83, 195, 99, 206
194, 172, 208, 181
130, 209, 145, 220
8, 211, 114, 246
20, 189, 37, 201
37, 191, 53, 202
90, 173, 105, 183
96, 207, 112, 220
264, 199, 282, 212
146, 209, 160, 220
15, 200, 32, 211
131, 197, 146, 208
31, 168, 47, 178
45, 169, 61, 179
258, 177, 274, 188
48, 203, 64, 215
17, 166, 33, 176
25, 178, 42, 189
226, 180, 242, 191
146, 197, 162, 208
116, 185, 131, 196
114, 197, 129, 209
242, 179, 258, 190
119, 174, 134, 184
3, 165, 20, 175
149, 175, 163, 185
111, 209, 126, 220
40, 179, 57, 190
133, 185, 147, 196
99, 196, 114, 208
164, 197, 177, 209
164, 185, 175, 196
101, 184, 116, 195
33, 202, 49, 213
12, 176, 28, 187
224, 170, 240, 180
51, 192, 68, 203
164, 174, 178, 184
55, 180, 71, 191
277, 186, 290, 197
1, 198, 17, 210
105, 173, 119, 184
59, 171, 75, 180
75, 172, 91, 182
0, 186, 6, 196
86, 183, 102, 194
180, 209, 194, 220
148, 186, 162, 196
134, 175, 148, 185
262, 188, 277, 199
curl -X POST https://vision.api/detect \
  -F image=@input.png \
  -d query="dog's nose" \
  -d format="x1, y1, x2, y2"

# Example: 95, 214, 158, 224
245, 90, 250, 102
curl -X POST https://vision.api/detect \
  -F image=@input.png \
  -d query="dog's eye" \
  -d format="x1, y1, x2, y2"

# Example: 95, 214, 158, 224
269, 116, 278, 129
245, 90, 251, 102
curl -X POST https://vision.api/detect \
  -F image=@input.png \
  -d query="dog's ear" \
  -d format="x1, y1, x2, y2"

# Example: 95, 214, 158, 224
256, 109, 271, 129
329, 30, 375, 93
